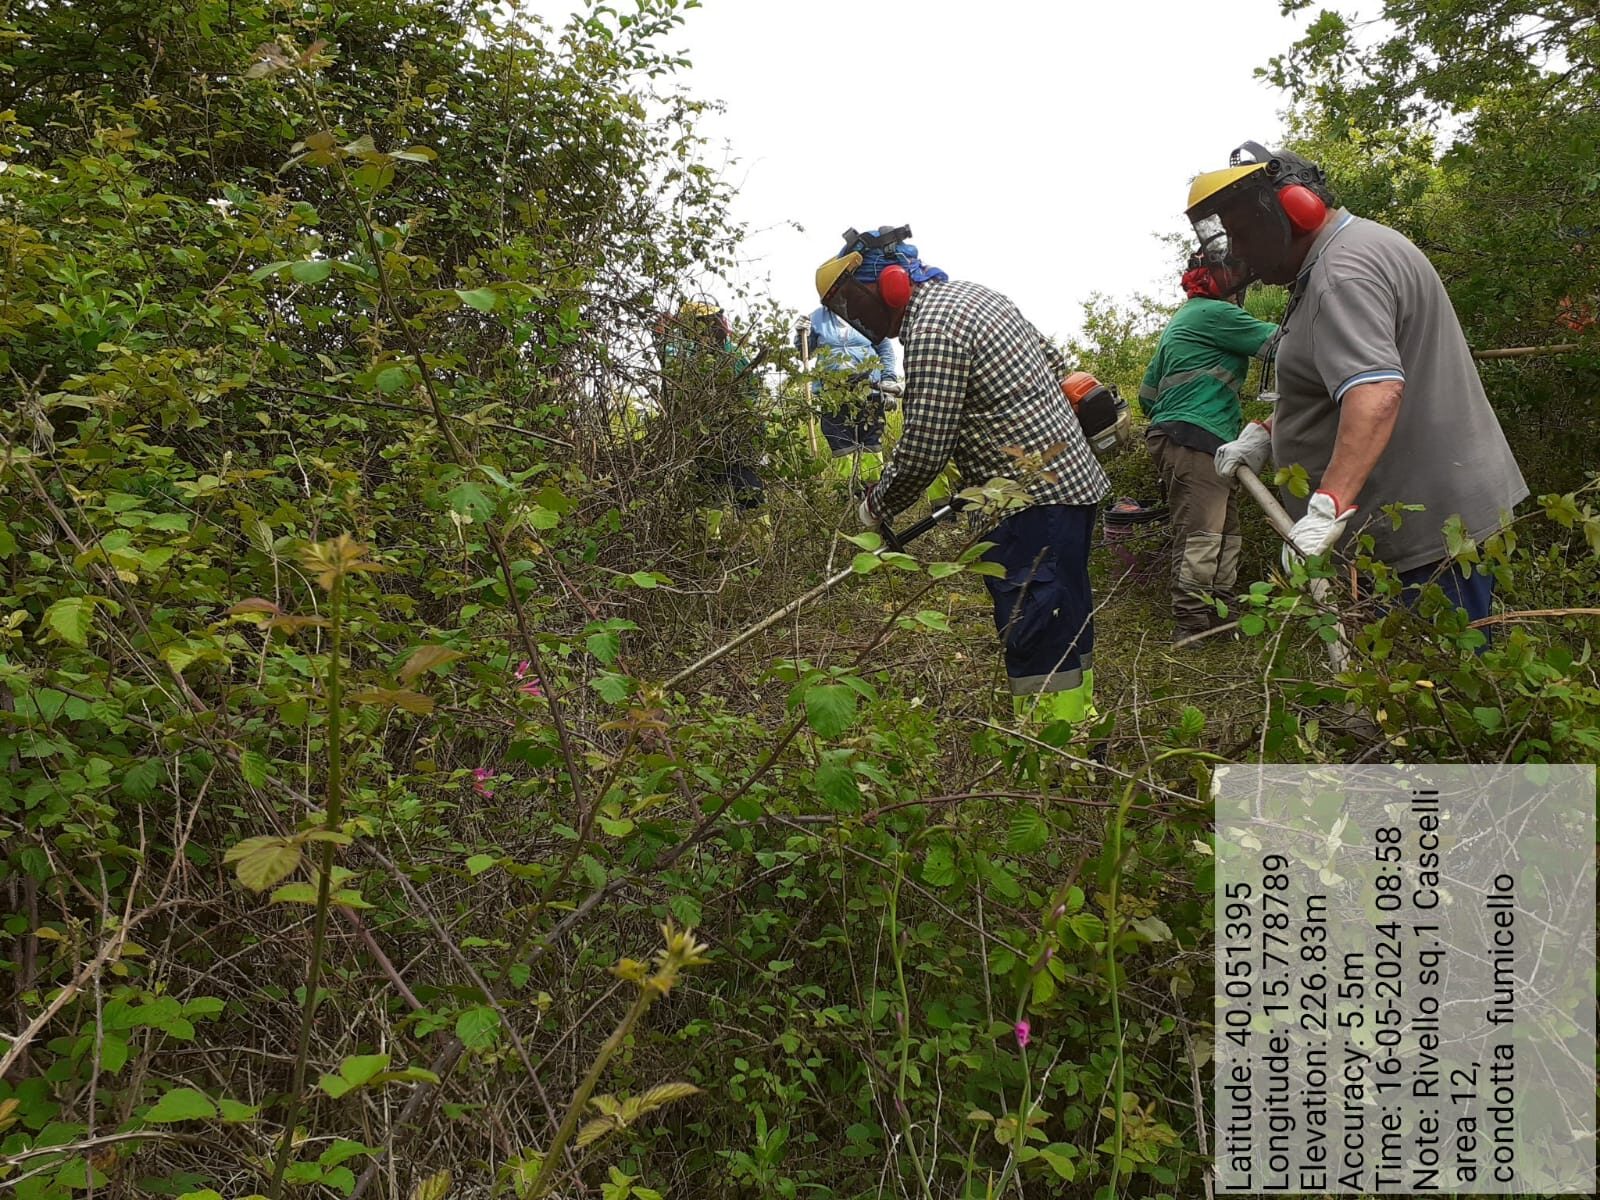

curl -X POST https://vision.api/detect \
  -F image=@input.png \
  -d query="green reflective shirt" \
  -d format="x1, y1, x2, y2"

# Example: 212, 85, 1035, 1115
1138, 298, 1278, 444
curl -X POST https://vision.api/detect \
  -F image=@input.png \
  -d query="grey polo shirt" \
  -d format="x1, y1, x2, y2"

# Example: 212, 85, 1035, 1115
1271, 211, 1528, 571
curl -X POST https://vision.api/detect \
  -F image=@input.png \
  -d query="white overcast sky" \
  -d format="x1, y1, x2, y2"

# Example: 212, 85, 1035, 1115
528, 0, 1323, 341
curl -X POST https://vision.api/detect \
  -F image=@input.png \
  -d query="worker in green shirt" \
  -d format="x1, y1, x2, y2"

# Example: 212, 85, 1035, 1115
1139, 252, 1278, 642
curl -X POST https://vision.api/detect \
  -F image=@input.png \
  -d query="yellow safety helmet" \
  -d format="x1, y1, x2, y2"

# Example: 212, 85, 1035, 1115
814, 251, 864, 305
1185, 162, 1270, 219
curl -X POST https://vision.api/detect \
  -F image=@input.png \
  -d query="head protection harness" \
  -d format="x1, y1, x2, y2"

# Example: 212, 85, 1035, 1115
814, 225, 947, 341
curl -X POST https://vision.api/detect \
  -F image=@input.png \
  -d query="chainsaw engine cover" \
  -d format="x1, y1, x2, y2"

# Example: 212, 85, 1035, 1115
1072, 382, 1131, 458
1073, 382, 1118, 438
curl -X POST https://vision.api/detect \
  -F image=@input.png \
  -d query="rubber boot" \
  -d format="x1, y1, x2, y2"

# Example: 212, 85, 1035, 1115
1012, 669, 1097, 726
829, 448, 883, 485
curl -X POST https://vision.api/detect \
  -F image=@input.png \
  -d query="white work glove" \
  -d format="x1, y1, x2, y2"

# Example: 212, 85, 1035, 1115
1214, 420, 1273, 480
1283, 490, 1357, 566
795, 315, 811, 336
858, 485, 881, 529
879, 378, 904, 397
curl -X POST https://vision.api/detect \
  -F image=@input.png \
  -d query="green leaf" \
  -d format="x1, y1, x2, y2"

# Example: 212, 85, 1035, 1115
239, 749, 269, 787
290, 259, 334, 284
1472, 706, 1504, 732
42, 596, 94, 647
912, 610, 951, 632
1442, 514, 1479, 562
465, 854, 497, 875
922, 841, 958, 887
803, 684, 857, 739
1131, 915, 1173, 943
339, 1054, 391, 1088
410, 1170, 451, 1200
1239, 614, 1266, 637
455, 1005, 501, 1052
320, 1139, 378, 1167
1007, 807, 1049, 854
843, 531, 882, 551
591, 672, 632, 704
122, 759, 164, 800
224, 835, 302, 892
446, 481, 494, 522
270, 881, 320, 904
1067, 912, 1106, 944
375, 365, 412, 394
586, 630, 621, 664
850, 552, 882, 575
1038, 1143, 1078, 1181
668, 895, 702, 927
319, 1072, 356, 1099
332, 888, 373, 910
0, 524, 17, 558
145, 1087, 217, 1123
1542, 491, 1581, 528
248, 260, 293, 281
1177, 705, 1205, 739
455, 288, 498, 312
217, 1098, 259, 1122
813, 753, 859, 812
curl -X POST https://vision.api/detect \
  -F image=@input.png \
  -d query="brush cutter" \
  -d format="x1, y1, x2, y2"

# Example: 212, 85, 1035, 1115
665, 501, 958, 688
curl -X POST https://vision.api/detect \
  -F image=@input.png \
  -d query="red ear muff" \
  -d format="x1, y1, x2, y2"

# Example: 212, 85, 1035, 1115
878, 264, 912, 310
1279, 184, 1327, 234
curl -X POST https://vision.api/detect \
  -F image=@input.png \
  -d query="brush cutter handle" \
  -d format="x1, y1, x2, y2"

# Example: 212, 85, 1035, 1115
881, 502, 957, 552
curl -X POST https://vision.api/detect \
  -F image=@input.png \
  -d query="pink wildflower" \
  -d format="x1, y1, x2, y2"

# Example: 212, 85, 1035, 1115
472, 767, 494, 798
514, 660, 544, 698
1014, 1019, 1031, 1049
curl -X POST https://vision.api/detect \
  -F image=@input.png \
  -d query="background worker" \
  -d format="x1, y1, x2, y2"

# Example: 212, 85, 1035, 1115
1139, 251, 1278, 642
1196, 141, 1527, 622
653, 296, 766, 509
815, 225, 1109, 724
795, 305, 901, 481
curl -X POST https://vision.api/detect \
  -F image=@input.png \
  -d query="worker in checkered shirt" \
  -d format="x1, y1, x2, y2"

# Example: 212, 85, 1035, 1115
814, 225, 1110, 726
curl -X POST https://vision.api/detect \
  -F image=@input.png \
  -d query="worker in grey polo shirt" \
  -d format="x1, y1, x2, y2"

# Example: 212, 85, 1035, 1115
1189, 141, 1527, 623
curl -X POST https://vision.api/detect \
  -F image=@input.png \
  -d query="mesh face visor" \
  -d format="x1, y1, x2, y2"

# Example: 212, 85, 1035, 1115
1190, 187, 1284, 293
820, 267, 897, 342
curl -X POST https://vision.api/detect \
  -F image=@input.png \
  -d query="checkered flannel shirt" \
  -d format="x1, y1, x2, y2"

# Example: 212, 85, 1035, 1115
868, 279, 1109, 519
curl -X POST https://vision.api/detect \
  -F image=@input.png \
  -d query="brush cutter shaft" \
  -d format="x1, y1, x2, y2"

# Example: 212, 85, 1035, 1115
881, 503, 954, 551
1231, 467, 1350, 673
665, 564, 856, 688
665, 502, 957, 688
1233, 468, 1297, 542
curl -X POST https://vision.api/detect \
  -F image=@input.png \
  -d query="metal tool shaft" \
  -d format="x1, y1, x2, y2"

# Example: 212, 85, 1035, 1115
664, 503, 955, 689
1232, 468, 1350, 673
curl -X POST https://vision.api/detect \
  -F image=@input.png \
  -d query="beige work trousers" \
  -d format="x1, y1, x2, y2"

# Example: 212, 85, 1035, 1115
1147, 428, 1241, 635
